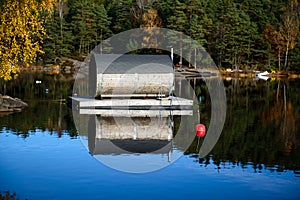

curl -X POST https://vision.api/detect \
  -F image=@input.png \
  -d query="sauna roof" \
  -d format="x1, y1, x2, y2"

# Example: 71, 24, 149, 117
90, 54, 174, 74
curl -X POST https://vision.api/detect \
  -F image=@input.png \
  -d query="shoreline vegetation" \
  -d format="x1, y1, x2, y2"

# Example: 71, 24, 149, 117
1, 0, 300, 81
18, 60, 300, 80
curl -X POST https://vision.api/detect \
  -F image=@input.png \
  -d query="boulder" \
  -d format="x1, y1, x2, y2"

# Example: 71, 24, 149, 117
0, 94, 28, 113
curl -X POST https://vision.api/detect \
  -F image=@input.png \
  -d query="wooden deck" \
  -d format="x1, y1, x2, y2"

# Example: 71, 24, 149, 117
71, 96, 193, 110
79, 108, 193, 116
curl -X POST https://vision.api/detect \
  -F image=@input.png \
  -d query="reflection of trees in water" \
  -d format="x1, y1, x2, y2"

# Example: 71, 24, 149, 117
0, 73, 77, 137
261, 81, 297, 154
1, 100, 77, 138
0, 73, 74, 100
185, 78, 300, 172
0, 190, 22, 200
1, 73, 299, 172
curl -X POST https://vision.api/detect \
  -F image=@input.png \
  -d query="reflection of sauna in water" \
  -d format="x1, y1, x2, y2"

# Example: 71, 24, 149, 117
88, 114, 173, 155
72, 54, 196, 161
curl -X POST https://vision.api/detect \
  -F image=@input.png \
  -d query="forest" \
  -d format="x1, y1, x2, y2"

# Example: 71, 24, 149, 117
0, 0, 300, 80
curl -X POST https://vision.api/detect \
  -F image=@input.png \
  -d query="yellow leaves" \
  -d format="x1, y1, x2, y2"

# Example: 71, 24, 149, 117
40, 0, 55, 13
262, 0, 299, 54
141, 8, 162, 28
280, 15, 299, 51
140, 8, 162, 49
262, 24, 283, 43
0, 58, 20, 81
0, 0, 54, 80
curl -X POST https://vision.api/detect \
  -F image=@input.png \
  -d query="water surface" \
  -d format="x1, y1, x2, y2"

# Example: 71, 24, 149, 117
0, 73, 299, 199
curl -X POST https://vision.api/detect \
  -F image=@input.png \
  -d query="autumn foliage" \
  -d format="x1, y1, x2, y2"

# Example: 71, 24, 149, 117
0, 0, 299, 80
0, 0, 54, 80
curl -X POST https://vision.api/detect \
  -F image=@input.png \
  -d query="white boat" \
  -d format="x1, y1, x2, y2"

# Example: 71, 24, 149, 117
254, 71, 269, 81
257, 71, 269, 76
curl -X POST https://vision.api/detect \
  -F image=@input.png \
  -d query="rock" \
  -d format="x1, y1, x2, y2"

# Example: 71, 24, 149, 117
0, 94, 28, 113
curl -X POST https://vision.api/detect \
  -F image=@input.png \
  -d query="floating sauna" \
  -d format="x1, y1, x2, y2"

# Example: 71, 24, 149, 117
89, 54, 174, 98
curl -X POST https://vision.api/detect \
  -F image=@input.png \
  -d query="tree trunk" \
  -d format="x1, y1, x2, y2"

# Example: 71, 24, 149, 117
283, 83, 287, 136
59, 1, 64, 41
194, 48, 197, 69
284, 40, 290, 69
179, 33, 183, 67
268, 44, 271, 67
278, 49, 281, 71
276, 81, 280, 101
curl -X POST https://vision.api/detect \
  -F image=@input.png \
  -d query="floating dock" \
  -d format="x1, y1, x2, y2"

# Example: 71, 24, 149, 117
71, 96, 194, 116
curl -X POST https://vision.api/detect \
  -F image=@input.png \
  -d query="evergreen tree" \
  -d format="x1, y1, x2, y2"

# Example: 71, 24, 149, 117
69, 0, 111, 56
166, 0, 189, 66
185, 0, 207, 45
109, 0, 136, 33
167, 0, 188, 33
211, 0, 258, 69
42, 6, 73, 64
153, 0, 174, 27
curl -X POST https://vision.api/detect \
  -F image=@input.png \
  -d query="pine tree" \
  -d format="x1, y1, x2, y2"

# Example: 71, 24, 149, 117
110, 0, 136, 33
167, 0, 188, 66
153, 0, 174, 27
185, 0, 207, 45
69, 0, 111, 57
211, 0, 257, 69
42, 6, 73, 64
167, 0, 188, 33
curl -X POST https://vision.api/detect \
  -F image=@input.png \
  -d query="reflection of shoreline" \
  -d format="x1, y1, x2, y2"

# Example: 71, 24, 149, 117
2, 72, 299, 173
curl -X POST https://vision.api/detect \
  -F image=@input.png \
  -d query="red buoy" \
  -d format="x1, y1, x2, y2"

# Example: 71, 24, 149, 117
196, 124, 206, 137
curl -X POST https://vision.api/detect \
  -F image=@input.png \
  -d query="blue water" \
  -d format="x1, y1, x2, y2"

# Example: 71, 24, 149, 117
1, 129, 299, 200
1, 74, 300, 199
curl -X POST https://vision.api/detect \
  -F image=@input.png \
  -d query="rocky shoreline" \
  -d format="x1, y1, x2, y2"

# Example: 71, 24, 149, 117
0, 95, 28, 113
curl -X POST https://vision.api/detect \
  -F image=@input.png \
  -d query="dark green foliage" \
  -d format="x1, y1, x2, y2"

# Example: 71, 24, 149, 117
167, 0, 188, 32
153, 0, 174, 27
68, 0, 111, 56
39, 0, 299, 72
42, 7, 74, 64
109, 0, 137, 33
0, 73, 77, 137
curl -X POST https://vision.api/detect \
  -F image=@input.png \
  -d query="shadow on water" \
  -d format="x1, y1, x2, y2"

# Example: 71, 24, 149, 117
0, 73, 300, 174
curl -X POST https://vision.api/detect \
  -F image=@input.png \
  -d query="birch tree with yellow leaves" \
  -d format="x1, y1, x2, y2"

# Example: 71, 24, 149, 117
0, 0, 54, 80
281, 0, 299, 69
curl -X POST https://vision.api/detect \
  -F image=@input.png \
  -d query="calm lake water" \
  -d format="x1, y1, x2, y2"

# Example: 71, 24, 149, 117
0, 73, 300, 199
